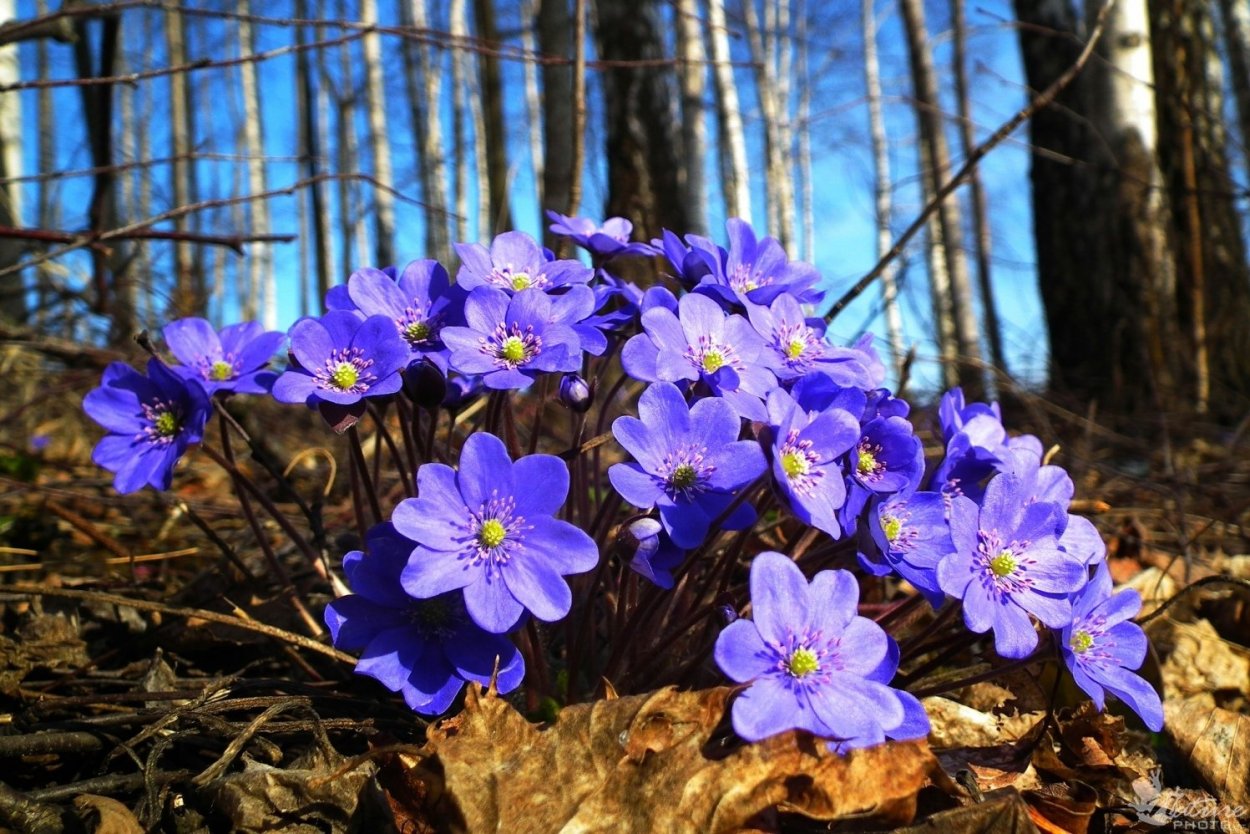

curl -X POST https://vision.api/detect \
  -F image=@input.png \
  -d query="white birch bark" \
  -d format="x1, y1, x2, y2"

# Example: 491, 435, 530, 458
705, 0, 751, 224
676, 0, 708, 234
796, 0, 812, 263
238, 0, 275, 328
450, 0, 490, 241
520, 0, 544, 210
741, 0, 793, 248
361, 0, 396, 266
405, 0, 450, 260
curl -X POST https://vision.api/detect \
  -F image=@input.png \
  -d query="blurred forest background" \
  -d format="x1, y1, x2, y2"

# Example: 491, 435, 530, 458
1, 0, 1250, 424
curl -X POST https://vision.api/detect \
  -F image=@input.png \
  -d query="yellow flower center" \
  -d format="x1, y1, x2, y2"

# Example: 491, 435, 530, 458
701, 351, 726, 373
510, 272, 532, 290
883, 515, 902, 543
330, 362, 359, 390
990, 551, 1017, 578
405, 321, 431, 342
1070, 630, 1094, 654
781, 451, 808, 479
209, 360, 234, 381
856, 449, 878, 477
477, 519, 507, 549
785, 339, 806, 360
669, 463, 698, 490
500, 336, 527, 364
787, 648, 819, 678
153, 411, 178, 437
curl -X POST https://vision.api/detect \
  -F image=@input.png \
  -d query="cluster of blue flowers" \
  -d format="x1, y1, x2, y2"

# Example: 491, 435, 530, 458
82, 211, 1163, 752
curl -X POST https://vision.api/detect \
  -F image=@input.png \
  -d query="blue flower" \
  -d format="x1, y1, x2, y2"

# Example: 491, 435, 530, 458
938, 472, 1088, 658
623, 517, 686, 589
164, 317, 285, 396
344, 260, 466, 373
83, 359, 212, 493
441, 287, 589, 390
1060, 562, 1163, 731
326, 523, 524, 715
608, 382, 766, 548
395, 433, 599, 633
272, 310, 410, 408
745, 295, 876, 388
455, 230, 591, 293
545, 210, 658, 260
858, 492, 952, 607
621, 291, 775, 421
714, 552, 928, 748
840, 414, 925, 525
765, 388, 860, 538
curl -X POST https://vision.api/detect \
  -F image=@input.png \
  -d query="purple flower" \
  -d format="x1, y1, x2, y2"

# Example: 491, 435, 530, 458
938, 473, 1088, 658
608, 382, 766, 548
621, 292, 775, 421
623, 517, 686, 589
765, 388, 860, 538
455, 230, 591, 293
326, 523, 524, 715
686, 219, 824, 307
272, 311, 409, 411
840, 414, 925, 525
745, 295, 876, 387
858, 492, 953, 607
345, 260, 466, 373
395, 433, 598, 633
545, 210, 657, 260
934, 388, 1044, 502
164, 317, 285, 396
84, 359, 212, 493
1060, 563, 1163, 731
558, 373, 593, 413
714, 552, 929, 748
441, 287, 589, 390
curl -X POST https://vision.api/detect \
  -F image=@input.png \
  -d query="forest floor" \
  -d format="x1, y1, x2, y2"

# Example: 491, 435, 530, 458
1, 339, 1248, 834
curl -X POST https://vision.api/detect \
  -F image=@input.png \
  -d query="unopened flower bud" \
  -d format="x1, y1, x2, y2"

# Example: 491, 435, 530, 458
403, 360, 447, 409
558, 373, 593, 413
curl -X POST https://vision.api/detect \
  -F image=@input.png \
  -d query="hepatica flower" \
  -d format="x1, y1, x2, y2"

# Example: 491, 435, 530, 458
1060, 563, 1163, 730
609, 382, 766, 548
621, 292, 774, 420
765, 388, 860, 538
696, 219, 823, 307
396, 432, 598, 633
546, 210, 657, 260
272, 311, 409, 408
455, 230, 591, 293
746, 295, 875, 387
939, 473, 1088, 658
346, 260, 465, 373
84, 359, 212, 493
858, 492, 952, 607
164, 317, 285, 396
441, 287, 586, 389
326, 523, 524, 715
714, 552, 928, 748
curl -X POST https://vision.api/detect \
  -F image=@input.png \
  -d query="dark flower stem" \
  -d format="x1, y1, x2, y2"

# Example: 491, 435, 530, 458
346, 425, 383, 525
366, 401, 414, 497
527, 376, 551, 456
907, 647, 1054, 699
391, 395, 421, 477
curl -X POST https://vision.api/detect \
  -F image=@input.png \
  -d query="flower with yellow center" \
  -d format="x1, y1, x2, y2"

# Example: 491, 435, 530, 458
701, 350, 726, 373
786, 647, 820, 677
990, 550, 1017, 578
330, 362, 360, 390
153, 411, 179, 437
477, 518, 507, 550
209, 360, 234, 381
1070, 630, 1094, 653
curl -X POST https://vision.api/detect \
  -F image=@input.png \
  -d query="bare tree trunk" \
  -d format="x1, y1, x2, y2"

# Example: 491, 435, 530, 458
402, 0, 451, 261
899, 0, 983, 397
796, 0, 812, 263
360, 0, 396, 265
706, 0, 751, 223
33, 0, 53, 328
0, 0, 25, 326
952, 0, 1005, 382
520, 0, 544, 213
295, 0, 331, 307
472, 0, 512, 235
1217, 0, 1250, 179
238, 0, 274, 328
861, 0, 905, 380
450, 0, 490, 240
594, 0, 689, 239
741, 0, 793, 248
675, 0, 707, 234
136, 9, 154, 327
165, 3, 200, 317
539, 0, 573, 249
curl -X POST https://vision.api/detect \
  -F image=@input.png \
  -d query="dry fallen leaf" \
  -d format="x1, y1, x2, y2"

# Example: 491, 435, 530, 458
1151, 618, 1250, 703
73, 795, 144, 834
1165, 697, 1250, 808
400, 684, 938, 833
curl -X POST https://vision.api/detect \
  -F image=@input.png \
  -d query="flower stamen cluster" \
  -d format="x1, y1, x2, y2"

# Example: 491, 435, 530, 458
140, 399, 182, 443
317, 348, 377, 393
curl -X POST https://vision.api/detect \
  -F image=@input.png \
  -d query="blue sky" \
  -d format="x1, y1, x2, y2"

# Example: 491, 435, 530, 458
10, 0, 1049, 393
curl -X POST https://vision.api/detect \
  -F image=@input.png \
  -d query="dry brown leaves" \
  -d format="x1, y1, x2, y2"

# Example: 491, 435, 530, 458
391, 684, 940, 834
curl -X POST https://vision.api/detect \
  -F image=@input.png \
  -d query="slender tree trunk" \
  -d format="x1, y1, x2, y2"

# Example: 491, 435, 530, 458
899, 0, 983, 397
675, 0, 707, 234
706, 0, 751, 223
295, 0, 331, 307
450, 0, 470, 243
330, 12, 358, 280
796, 0, 812, 263
740, 0, 793, 247
861, 0, 905, 380
402, 0, 451, 261
952, 0, 1004, 382
34, 0, 53, 328
520, 0, 544, 213
472, 0, 512, 235
165, 3, 199, 317
238, 0, 274, 328
360, 0, 396, 265
450, 0, 490, 240
1217, 0, 1250, 179
539, 0, 573, 250
593, 0, 688, 239
0, 0, 25, 326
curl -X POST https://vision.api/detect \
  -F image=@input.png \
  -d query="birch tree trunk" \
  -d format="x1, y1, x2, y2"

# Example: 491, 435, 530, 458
675, 0, 707, 235
538, 0, 574, 250
330, 10, 361, 282
796, 0, 812, 263
520, 0, 544, 213
295, 0, 331, 307
450, 0, 490, 241
473, 0, 512, 236
899, 0, 983, 397
0, 0, 25, 325
361, 0, 396, 266
861, 0, 905, 380
34, 0, 52, 327
165, 3, 200, 317
238, 0, 274, 328
740, 0, 793, 248
705, 0, 751, 223
402, 0, 450, 261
